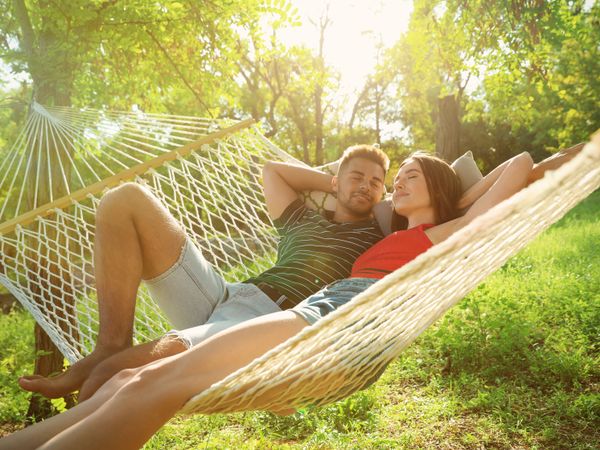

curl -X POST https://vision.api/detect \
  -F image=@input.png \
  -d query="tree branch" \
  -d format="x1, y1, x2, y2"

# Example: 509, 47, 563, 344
12, 0, 36, 62
145, 29, 213, 116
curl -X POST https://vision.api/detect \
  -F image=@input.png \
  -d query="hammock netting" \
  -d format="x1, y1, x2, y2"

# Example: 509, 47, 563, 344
0, 103, 598, 414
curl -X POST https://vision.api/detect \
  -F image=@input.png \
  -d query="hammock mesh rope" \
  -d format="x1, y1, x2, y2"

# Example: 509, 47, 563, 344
0, 103, 297, 363
183, 134, 600, 414
0, 103, 598, 414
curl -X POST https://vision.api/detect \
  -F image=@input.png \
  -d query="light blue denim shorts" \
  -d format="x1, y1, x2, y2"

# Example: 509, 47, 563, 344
293, 277, 392, 393
291, 278, 377, 325
144, 238, 281, 348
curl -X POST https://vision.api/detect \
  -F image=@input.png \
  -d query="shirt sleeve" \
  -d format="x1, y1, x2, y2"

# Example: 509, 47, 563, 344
273, 198, 307, 232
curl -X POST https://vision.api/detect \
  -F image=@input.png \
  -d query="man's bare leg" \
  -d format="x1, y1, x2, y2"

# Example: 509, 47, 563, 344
18, 183, 187, 398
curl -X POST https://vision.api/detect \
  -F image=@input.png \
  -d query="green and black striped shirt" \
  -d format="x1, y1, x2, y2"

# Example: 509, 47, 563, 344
246, 199, 383, 306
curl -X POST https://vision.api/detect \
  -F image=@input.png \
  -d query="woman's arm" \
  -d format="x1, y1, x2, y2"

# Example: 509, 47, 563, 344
429, 152, 533, 243
457, 143, 584, 211
527, 142, 584, 185
456, 157, 514, 210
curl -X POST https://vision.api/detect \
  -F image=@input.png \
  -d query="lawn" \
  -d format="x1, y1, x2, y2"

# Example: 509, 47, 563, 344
1, 191, 598, 449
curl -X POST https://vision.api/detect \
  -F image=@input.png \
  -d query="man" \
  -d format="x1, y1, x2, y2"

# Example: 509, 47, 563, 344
19, 144, 389, 400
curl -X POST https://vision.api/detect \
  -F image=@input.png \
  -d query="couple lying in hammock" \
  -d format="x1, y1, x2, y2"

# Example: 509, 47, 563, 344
2, 142, 582, 449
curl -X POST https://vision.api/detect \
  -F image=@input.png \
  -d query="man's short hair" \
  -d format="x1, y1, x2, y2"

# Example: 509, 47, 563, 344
338, 144, 390, 176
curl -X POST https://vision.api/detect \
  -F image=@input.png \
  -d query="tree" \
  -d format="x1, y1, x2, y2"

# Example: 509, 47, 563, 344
384, 0, 599, 168
385, 0, 477, 159
0, 0, 289, 420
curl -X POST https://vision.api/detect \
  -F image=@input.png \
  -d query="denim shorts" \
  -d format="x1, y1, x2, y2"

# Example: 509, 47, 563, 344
292, 278, 377, 325
144, 238, 281, 348
293, 277, 392, 393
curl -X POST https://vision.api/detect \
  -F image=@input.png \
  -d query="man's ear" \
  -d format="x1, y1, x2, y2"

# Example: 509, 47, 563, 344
331, 176, 338, 193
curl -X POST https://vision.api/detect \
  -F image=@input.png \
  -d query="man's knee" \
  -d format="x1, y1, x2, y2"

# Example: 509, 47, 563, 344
97, 182, 153, 219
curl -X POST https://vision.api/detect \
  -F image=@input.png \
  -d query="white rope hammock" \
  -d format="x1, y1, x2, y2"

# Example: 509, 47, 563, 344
0, 103, 297, 363
0, 103, 598, 414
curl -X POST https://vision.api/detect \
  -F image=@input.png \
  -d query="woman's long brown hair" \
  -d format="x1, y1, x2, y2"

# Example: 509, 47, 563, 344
391, 152, 462, 232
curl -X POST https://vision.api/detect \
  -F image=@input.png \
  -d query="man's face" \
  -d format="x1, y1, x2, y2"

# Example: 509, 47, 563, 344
333, 157, 386, 219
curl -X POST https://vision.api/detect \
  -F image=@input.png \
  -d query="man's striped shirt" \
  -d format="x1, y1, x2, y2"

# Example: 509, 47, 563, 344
246, 199, 383, 306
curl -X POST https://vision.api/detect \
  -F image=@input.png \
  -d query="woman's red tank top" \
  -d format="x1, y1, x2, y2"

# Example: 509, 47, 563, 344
350, 223, 434, 279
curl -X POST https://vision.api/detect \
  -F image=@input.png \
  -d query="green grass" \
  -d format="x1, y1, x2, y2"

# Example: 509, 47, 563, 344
1, 191, 598, 449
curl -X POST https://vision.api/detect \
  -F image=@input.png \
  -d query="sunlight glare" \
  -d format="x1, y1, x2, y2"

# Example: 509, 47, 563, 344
279, 0, 413, 94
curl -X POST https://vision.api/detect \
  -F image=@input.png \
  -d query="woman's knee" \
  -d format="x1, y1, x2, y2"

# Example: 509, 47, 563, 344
89, 367, 142, 402
116, 363, 176, 399
110, 367, 140, 385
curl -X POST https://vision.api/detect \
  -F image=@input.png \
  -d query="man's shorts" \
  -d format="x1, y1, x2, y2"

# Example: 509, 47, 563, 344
144, 238, 281, 348
291, 278, 377, 325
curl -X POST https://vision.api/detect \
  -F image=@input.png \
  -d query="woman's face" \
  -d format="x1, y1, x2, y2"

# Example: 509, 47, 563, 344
392, 159, 432, 216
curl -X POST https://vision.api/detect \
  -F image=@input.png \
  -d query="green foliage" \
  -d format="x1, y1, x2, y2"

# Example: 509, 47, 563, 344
2, 0, 597, 175
0, 309, 34, 423
0, 0, 293, 113
383, 0, 599, 169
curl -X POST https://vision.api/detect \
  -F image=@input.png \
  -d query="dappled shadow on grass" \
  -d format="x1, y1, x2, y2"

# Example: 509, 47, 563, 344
242, 390, 379, 442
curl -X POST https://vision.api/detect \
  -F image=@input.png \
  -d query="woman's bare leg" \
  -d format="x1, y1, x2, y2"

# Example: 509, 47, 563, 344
0, 367, 141, 450
36, 311, 308, 450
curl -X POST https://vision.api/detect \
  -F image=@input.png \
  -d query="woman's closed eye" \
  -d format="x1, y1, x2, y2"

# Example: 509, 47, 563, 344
395, 175, 417, 184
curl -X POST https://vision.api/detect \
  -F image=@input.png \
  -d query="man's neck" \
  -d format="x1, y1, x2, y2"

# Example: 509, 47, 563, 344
332, 209, 371, 223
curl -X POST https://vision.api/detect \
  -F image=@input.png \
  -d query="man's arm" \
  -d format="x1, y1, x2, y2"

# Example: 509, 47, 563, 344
262, 162, 334, 219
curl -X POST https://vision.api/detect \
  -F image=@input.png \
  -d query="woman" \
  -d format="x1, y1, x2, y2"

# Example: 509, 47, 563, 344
0, 151, 533, 450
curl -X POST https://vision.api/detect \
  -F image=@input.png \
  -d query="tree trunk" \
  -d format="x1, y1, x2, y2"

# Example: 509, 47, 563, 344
313, 10, 330, 166
25, 94, 78, 421
26, 324, 76, 423
17, 3, 78, 419
374, 86, 382, 146
436, 94, 461, 161
314, 87, 324, 165
0, 292, 19, 314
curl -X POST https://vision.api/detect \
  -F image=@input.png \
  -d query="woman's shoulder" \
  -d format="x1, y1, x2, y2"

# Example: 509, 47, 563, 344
424, 217, 463, 245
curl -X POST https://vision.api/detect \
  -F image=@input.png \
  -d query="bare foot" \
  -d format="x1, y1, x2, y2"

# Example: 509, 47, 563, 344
18, 347, 123, 399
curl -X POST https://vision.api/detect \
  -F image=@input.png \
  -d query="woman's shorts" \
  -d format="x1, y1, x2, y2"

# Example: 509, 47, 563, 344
291, 277, 377, 325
